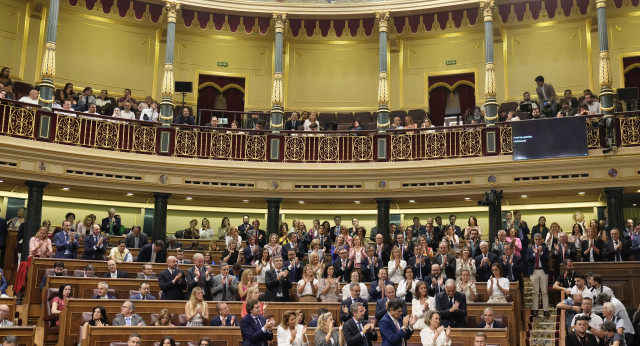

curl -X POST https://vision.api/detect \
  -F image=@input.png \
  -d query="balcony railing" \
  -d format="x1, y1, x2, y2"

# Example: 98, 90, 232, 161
0, 100, 635, 163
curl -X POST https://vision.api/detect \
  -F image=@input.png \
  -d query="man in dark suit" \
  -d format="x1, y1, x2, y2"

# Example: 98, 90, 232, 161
581, 229, 605, 262
566, 315, 599, 346
375, 285, 407, 321
477, 307, 503, 328
284, 112, 303, 131
552, 232, 577, 273
379, 298, 415, 346
361, 246, 383, 282
491, 230, 508, 258
408, 243, 431, 281
423, 219, 439, 250
175, 248, 191, 265
313, 224, 332, 253
184, 253, 214, 300
75, 264, 96, 278
101, 208, 121, 235
136, 240, 166, 263
435, 279, 467, 328
283, 249, 303, 282
240, 298, 275, 346
40, 261, 67, 290
434, 241, 456, 280
475, 241, 498, 282
243, 235, 261, 265
369, 268, 394, 301
92, 281, 116, 299
82, 224, 107, 260
342, 301, 378, 346
103, 260, 128, 278
411, 217, 426, 236
499, 243, 523, 285
249, 220, 267, 248
128, 282, 156, 300
210, 302, 238, 326
340, 283, 369, 322
373, 234, 391, 264
157, 256, 187, 300
124, 225, 147, 248
280, 233, 305, 260
526, 233, 550, 317
466, 228, 482, 258
264, 255, 292, 301
333, 247, 353, 283
54, 221, 78, 258
237, 215, 252, 240
330, 215, 343, 243
445, 214, 463, 238
513, 211, 530, 249
394, 233, 413, 262
425, 264, 445, 297
603, 228, 631, 262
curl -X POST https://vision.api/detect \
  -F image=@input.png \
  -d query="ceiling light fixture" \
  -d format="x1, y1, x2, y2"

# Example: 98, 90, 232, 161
185, 196, 193, 200
298, 201, 305, 204
521, 194, 528, 198
126, 192, 134, 196
354, 201, 361, 204
408, 200, 416, 203
61, 187, 70, 191
242, 200, 249, 203
464, 197, 471, 200
578, 191, 586, 195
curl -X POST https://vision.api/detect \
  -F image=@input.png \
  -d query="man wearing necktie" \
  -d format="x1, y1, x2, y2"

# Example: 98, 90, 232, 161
100, 208, 121, 235
212, 262, 238, 301
526, 233, 550, 317
264, 255, 292, 301
54, 221, 78, 258
112, 301, 145, 326
379, 299, 415, 346
374, 234, 391, 263
631, 225, 640, 259
435, 279, 467, 328
604, 229, 630, 262
334, 247, 353, 283
82, 224, 107, 260
157, 256, 187, 300
552, 232, 576, 274
128, 282, 156, 300
102, 260, 128, 279
342, 302, 378, 346
409, 244, 430, 281
284, 111, 301, 131
361, 246, 382, 282
499, 243, 523, 285
240, 299, 275, 346
330, 216, 342, 243
185, 253, 214, 300
340, 283, 369, 322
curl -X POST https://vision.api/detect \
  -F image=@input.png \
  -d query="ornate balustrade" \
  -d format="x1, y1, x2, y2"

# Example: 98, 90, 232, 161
0, 100, 632, 163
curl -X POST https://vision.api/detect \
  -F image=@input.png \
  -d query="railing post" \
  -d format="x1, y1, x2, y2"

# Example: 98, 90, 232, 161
270, 13, 287, 134
159, 1, 180, 127
38, 0, 61, 110
596, 0, 617, 150
481, 1, 498, 126
376, 11, 390, 133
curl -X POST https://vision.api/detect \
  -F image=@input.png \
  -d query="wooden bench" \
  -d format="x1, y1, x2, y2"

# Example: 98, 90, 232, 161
572, 262, 640, 308
0, 326, 41, 346
0, 296, 18, 325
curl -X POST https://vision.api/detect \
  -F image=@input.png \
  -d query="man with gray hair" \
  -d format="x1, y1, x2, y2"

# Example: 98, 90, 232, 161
212, 262, 238, 301
596, 293, 635, 345
342, 301, 377, 346
101, 208, 121, 235
185, 253, 214, 300
375, 284, 407, 320
526, 233, 550, 317
477, 307, 503, 328
0, 304, 13, 326
492, 230, 507, 257
475, 241, 497, 281
340, 282, 369, 322
435, 279, 467, 327
1, 335, 17, 346
92, 282, 115, 299
112, 301, 146, 326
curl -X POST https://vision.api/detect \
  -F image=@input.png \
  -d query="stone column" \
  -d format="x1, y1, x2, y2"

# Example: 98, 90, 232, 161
596, 0, 617, 149
21, 181, 48, 261
159, 1, 180, 126
376, 11, 390, 133
152, 192, 171, 259
604, 187, 624, 232
482, 1, 498, 126
486, 189, 503, 244
270, 13, 287, 133
266, 198, 282, 238
375, 198, 392, 244
38, 0, 61, 110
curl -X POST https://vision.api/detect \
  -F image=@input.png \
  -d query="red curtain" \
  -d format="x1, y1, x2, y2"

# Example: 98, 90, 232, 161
625, 68, 640, 92
197, 75, 245, 126
457, 84, 476, 117
429, 87, 448, 126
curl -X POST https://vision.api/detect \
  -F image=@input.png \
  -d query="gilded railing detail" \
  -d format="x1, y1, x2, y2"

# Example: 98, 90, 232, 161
210, 132, 233, 159
8, 106, 36, 138
319, 136, 339, 161
352, 136, 373, 161
94, 121, 120, 150
500, 126, 512, 154
586, 119, 603, 148
284, 136, 305, 161
620, 117, 640, 146
460, 130, 482, 156
424, 132, 446, 158
132, 126, 157, 153
55, 116, 81, 144
391, 134, 412, 160
245, 135, 267, 161
175, 129, 198, 156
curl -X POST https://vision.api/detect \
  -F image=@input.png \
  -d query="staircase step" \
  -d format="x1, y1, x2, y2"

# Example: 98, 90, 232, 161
529, 321, 558, 329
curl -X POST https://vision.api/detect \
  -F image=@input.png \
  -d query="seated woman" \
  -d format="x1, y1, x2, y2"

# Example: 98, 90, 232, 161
412, 281, 435, 330
308, 239, 325, 262
397, 267, 419, 302
50, 284, 72, 326
388, 246, 407, 284
75, 215, 94, 236
225, 227, 241, 247
442, 226, 459, 252
160, 336, 176, 346
349, 119, 363, 131
404, 116, 417, 129
420, 310, 452, 346
217, 217, 231, 240
109, 239, 133, 263
238, 269, 259, 301
29, 226, 52, 258
486, 263, 510, 303
184, 219, 200, 239
241, 287, 266, 318
185, 287, 208, 326
314, 312, 342, 346
199, 218, 214, 240
341, 271, 369, 301
155, 308, 174, 326
95, 90, 113, 115
277, 310, 309, 346
456, 269, 477, 304
348, 235, 367, 268
222, 240, 240, 266
455, 246, 476, 282
297, 265, 319, 302
421, 117, 436, 132
203, 251, 216, 265
57, 83, 75, 104
197, 338, 213, 346
505, 228, 523, 257
208, 240, 219, 252
303, 111, 320, 131
81, 305, 109, 342
318, 265, 339, 303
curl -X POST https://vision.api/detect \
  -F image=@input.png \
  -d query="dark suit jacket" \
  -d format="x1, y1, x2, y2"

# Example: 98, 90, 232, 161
330, 225, 345, 243
92, 294, 116, 299
263, 268, 292, 301
284, 119, 303, 131
435, 291, 467, 328
433, 254, 456, 280
240, 314, 273, 346
552, 242, 577, 267
603, 238, 631, 261
210, 314, 239, 326
0, 217, 8, 250
101, 216, 121, 235
372, 243, 391, 264
283, 259, 303, 282
394, 242, 413, 262
565, 332, 599, 346
237, 223, 252, 240
466, 239, 482, 258
124, 232, 148, 248
184, 265, 214, 300
243, 245, 261, 264
379, 312, 413, 346
136, 243, 166, 263
54, 231, 79, 258
499, 255, 523, 282
477, 320, 504, 328
333, 261, 354, 283
525, 244, 550, 275
82, 235, 107, 260
425, 275, 445, 297
342, 317, 377, 346
580, 239, 604, 262
475, 252, 498, 282
369, 280, 394, 301
374, 297, 407, 321
157, 268, 187, 300
102, 270, 128, 278
360, 256, 383, 282
408, 255, 431, 280
340, 297, 368, 322
128, 293, 156, 300
280, 242, 305, 261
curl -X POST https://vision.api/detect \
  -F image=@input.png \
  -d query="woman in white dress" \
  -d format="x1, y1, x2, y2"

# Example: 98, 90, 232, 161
411, 281, 435, 330
420, 311, 452, 346
225, 227, 241, 247
456, 269, 477, 304
303, 111, 320, 131
397, 267, 419, 302
340, 271, 369, 301
388, 246, 407, 284
297, 265, 319, 302
277, 310, 309, 346
255, 248, 273, 283
199, 218, 214, 240
486, 263, 510, 303
455, 246, 476, 281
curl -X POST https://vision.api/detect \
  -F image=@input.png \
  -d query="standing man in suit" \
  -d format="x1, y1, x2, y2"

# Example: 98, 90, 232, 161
475, 241, 498, 282
211, 262, 238, 301
379, 298, 415, 346
499, 243, 523, 285
433, 241, 456, 281
103, 260, 128, 278
491, 230, 508, 257
435, 279, 467, 328
552, 232, 577, 273
375, 285, 407, 321
360, 246, 383, 282
425, 264, 445, 297
101, 208, 121, 235
283, 249, 303, 282
240, 298, 275, 346
264, 255, 292, 302
342, 302, 378, 346
445, 215, 462, 238
281, 233, 305, 261
129, 282, 156, 300
333, 247, 353, 283
466, 228, 482, 258
604, 228, 631, 262
112, 301, 146, 326
373, 234, 391, 264
136, 240, 165, 263
409, 243, 431, 281
238, 215, 252, 241
54, 221, 78, 259
526, 233, 550, 317
535, 75, 558, 118
284, 112, 303, 131
210, 302, 238, 326
369, 268, 394, 301
340, 283, 369, 322
82, 224, 107, 260
331, 215, 343, 243
394, 233, 413, 262
185, 253, 214, 300
477, 307, 503, 328
158, 256, 187, 300
250, 220, 267, 248
243, 235, 261, 265
124, 225, 147, 248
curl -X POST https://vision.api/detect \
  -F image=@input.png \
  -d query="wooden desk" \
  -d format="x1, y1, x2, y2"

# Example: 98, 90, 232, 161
572, 261, 640, 307
0, 326, 41, 346
2, 229, 19, 282
0, 296, 17, 324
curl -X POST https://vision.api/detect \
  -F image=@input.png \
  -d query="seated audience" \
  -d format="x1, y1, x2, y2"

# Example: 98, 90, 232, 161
174, 107, 196, 125
185, 287, 208, 326
50, 284, 72, 326
557, 293, 583, 333
341, 271, 369, 302
18, 89, 39, 105
93, 282, 115, 299
76, 87, 96, 112
160, 336, 176, 346
95, 90, 112, 115
0, 304, 13, 327
456, 269, 477, 303
129, 282, 155, 300
112, 301, 145, 326
74, 264, 95, 278
477, 307, 503, 328
211, 302, 238, 326
602, 320, 626, 346
277, 310, 309, 346
81, 306, 109, 341
314, 312, 342, 346
155, 308, 174, 326
570, 297, 605, 341
124, 225, 147, 249
103, 259, 128, 278
136, 240, 165, 263
40, 261, 66, 291
240, 298, 276, 346
117, 88, 138, 110
420, 310, 452, 346
29, 226, 52, 258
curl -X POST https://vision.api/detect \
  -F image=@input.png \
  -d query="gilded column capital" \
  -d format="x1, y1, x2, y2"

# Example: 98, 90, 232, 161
378, 72, 389, 105
272, 72, 284, 106
41, 42, 56, 79
273, 13, 287, 33
165, 1, 181, 23
599, 50, 612, 88
376, 11, 391, 32
481, 0, 495, 22
596, 0, 607, 9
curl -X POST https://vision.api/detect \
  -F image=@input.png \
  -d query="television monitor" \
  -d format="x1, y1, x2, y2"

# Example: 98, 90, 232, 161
175, 81, 193, 93
512, 116, 588, 161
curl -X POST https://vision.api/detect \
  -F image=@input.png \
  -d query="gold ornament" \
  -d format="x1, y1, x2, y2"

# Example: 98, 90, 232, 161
599, 51, 612, 88
161, 63, 174, 98
596, 0, 607, 9
273, 13, 287, 33
481, 0, 495, 22
165, 1, 181, 24
378, 72, 389, 105
272, 72, 284, 106
484, 62, 496, 98
376, 11, 390, 32
41, 42, 56, 79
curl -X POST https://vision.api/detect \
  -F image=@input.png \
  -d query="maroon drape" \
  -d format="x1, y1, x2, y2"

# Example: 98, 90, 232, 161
429, 87, 448, 126
457, 84, 476, 117
224, 88, 246, 125
197, 75, 245, 125
625, 68, 640, 90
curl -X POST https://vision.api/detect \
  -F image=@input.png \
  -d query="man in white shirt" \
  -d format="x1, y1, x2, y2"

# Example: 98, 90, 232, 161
570, 297, 605, 341
0, 304, 14, 327
569, 273, 593, 300
584, 92, 601, 114
119, 101, 136, 120
18, 89, 39, 105
140, 101, 158, 121
55, 99, 76, 116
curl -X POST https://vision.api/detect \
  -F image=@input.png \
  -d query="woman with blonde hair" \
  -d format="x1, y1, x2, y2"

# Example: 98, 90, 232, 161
314, 312, 343, 346
277, 310, 309, 346
225, 226, 241, 247
348, 235, 366, 268
297, 265, 319, 302
155, 308, 174, 326
185, 287, 208, 326
29, 226, 52, 258
308, 252, 325, 281
200, 218, 214, 240
455, 246, 476, 281
76, 215, 94, 236
420, 310, 452, 346
388, 246, 407, 284
545, 222, 562, 248
241, 286, 266, 318
265, 233, 282, 258
238, 269, 258, 301
217, 217, 230, 240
